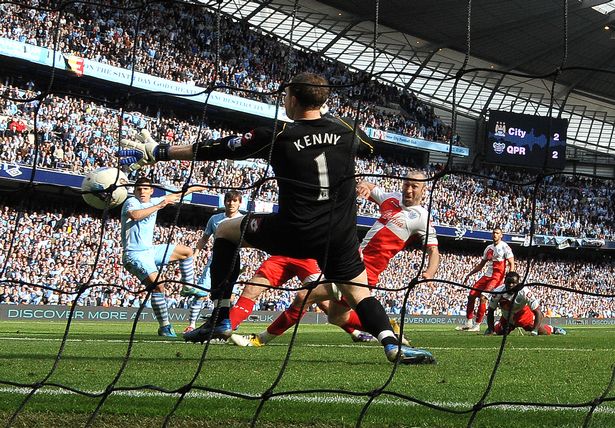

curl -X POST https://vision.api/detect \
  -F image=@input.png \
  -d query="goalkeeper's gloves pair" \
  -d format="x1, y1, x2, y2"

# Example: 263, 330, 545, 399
117, 129, 170, 171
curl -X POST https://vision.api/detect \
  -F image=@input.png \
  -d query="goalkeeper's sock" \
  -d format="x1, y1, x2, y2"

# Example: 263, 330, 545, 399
267, 305, 305, 336
151, 292, 169, 327
210, 238, 240, 305
230, 296, 255, 330
212, 298, 231, 321
179, 256, 195, 284
355, 297, 397, 347
188, 297, 203, 328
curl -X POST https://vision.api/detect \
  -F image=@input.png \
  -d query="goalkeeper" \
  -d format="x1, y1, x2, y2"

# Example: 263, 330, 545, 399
118, 72, 435, 364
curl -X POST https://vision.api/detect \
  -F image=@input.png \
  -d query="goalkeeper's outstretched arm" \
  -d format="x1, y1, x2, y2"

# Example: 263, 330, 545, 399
118, 129, 274, 170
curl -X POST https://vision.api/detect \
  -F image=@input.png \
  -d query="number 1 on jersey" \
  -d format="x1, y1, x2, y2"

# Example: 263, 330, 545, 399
314, 152, 330, 201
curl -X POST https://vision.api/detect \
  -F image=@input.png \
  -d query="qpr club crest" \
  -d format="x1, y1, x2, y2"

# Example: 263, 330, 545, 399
492, 141, 506, 155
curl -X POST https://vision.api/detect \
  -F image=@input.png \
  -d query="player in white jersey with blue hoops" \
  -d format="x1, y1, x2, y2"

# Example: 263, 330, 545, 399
121, 176, 203, 337
181, 190, 244, 333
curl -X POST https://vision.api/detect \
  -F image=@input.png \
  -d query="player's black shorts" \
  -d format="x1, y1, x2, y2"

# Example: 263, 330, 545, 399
241, 213, 364, 282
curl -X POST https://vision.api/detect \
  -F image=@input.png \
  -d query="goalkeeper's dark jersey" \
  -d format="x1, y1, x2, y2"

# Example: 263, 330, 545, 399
193, 115, 373, 279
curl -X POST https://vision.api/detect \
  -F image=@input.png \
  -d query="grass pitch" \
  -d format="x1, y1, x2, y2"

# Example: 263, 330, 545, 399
0, 320, 614, 427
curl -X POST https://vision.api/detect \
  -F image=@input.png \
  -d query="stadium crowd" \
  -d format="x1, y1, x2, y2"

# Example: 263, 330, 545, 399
0, 2, 453, 144
0, 204, 613, 319
1, 84, 613, 240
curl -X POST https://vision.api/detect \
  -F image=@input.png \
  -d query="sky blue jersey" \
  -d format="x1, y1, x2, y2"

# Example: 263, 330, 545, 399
120, 196, 164, 252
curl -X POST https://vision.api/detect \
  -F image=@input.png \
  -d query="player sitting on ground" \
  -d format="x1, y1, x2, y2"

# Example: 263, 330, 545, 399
118, 72, 433, 364
182, 190, 244, 333
484, 271, 566, 336
120, 177, 203, 337
232, 172, 438, 347
457, 227, 514, 332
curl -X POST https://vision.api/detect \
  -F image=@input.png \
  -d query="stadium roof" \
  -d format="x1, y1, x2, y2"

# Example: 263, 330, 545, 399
196, 0, 615, 157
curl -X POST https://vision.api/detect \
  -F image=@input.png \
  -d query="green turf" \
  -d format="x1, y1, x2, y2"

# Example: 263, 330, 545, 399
0, 321, 613, 427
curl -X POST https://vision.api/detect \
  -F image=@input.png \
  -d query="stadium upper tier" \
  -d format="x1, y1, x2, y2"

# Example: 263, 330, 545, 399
0, 2, 455, 146
1, 84, 612, 240
0, 205, 613, 318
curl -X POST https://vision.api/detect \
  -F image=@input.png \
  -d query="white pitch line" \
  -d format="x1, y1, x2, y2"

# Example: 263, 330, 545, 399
0, 336, 612, 352
0, 386, 613, 416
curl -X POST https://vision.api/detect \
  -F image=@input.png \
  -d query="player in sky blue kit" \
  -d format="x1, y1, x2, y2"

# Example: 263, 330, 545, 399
121, 176, 204, 337
181, 190, 244, 333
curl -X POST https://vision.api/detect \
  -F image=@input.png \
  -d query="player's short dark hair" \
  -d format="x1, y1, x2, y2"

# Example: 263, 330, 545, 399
134, 176, 153, 187
224, 190, 242, 202
505, 271, 520, 284
287, 73, 329, 109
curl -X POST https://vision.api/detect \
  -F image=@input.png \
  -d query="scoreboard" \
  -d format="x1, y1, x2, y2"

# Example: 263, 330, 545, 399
485, 110, 567, 170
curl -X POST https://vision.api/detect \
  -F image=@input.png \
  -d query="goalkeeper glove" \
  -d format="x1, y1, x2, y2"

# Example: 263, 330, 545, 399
117, 129, 170, 171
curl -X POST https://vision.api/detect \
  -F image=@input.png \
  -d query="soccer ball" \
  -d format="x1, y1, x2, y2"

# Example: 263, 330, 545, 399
81, 167, 129, 209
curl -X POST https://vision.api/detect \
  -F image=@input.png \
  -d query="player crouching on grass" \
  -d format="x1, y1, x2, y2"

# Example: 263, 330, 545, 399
484, 271, 566, 336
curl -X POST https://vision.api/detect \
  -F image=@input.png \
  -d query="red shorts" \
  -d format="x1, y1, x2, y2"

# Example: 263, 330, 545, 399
254, 256, 321, 287
494, 306, 535, 334
469, 275, 502, 298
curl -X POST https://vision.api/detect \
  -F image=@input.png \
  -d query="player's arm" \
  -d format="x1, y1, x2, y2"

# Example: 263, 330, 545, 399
506, 256, 515, 273
194, 232, 212, 259
126, 195, 177, 221
464, 259, 487, 284
356, 181, 376, 200
421, 245, 440, 281
118, 128, 275, 169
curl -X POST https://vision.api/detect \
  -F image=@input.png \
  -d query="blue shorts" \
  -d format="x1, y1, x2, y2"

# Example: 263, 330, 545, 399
123, 244, 176, 283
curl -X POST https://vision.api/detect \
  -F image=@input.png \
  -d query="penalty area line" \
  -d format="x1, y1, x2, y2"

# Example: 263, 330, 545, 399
0, 386, 613, 415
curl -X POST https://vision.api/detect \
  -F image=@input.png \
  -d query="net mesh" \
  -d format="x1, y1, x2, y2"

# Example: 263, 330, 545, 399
0, 0, 614, 427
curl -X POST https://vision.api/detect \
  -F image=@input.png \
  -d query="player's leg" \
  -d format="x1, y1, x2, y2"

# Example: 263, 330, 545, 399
184, 216, 248, 342
151, 245, 180, 337
229, 275, 269, 330
473, 278, 499, 331
123, 250, 176, 338
335, 274, 434, 364
457, 277, 488, 331
232, 285, 331, 347
317, 300, 371, 342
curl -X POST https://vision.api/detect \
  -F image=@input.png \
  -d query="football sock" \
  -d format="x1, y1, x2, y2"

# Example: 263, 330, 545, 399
212, 298, 231, 320
210, 238, 241, 307
475, 301, 487, 324
179, 256, 195, 284
230, 296, 255, 330
188, 297, 203, 327
355, 297, 397, 347
543, 325, 554, 335
340, 310, 363, 332
466, 297, 476, 320
151, 292, 169, 327
267, 305, 305, 336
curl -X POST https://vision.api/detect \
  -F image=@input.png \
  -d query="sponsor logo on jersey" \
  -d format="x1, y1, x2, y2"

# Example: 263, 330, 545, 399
249, 218, 261, 233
